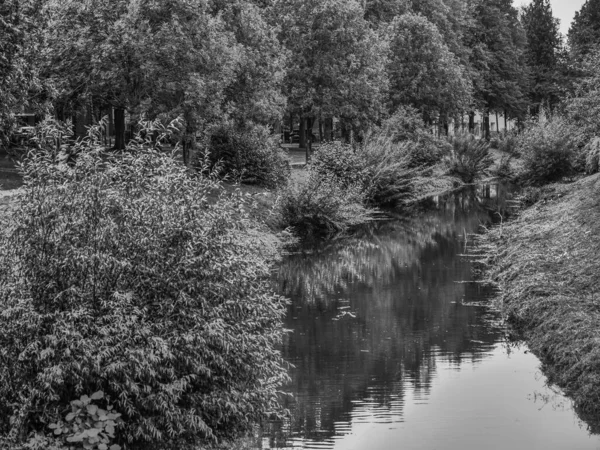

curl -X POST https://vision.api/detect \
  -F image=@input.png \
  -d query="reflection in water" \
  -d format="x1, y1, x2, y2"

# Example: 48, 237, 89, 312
261, 185, 600, 449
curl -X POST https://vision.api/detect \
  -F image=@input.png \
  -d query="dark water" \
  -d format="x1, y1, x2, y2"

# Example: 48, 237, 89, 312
261, 185, 600, 450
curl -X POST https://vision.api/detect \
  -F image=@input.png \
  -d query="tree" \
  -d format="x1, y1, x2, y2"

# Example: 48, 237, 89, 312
468, 0, 529, 138
210, 0, 287, 129
521, 0, 563, 111
277, 0, 389, 146
364, 0, 409, 24
386, 13, 472, 126
569, 0, 600, 57
0, 0, 47, 145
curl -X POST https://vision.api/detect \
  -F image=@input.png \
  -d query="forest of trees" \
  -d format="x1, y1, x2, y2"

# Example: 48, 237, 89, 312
2, 0, 599, 153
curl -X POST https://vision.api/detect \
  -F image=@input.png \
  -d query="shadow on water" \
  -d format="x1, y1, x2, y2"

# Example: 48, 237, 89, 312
260, 183, 600, 450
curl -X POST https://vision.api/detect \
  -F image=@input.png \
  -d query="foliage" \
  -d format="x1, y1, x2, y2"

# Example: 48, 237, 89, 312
277, 171, 371, 236
521, 0, 563, 110
205, 124, 290, 188
386, 13, 472, 122
568, 0, 600, 57
469, 0, 529, 123
48, 391, 122, 450
490, 154, 515, 180
380, 106, 450, 167
277, 0, 389, 135
445, 134, 493, 183
515, 112, 579, 185
489, 130, 520, 156
310, 142, 365, 188
357, 132, 421, 206
584, 137, 600, 174
565, 49, 600, 141
309, 138, 420, 207
0, 121, 289, 449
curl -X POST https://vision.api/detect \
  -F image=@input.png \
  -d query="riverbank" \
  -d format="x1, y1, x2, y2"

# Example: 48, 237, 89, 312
482, 173, 600, 420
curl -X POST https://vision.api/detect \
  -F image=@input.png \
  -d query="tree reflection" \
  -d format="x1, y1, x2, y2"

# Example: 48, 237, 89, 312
266, 186, 512, 448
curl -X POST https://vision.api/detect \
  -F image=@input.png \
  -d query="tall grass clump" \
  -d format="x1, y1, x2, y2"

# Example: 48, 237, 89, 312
445, 133, 493, 183
516, 112, 579, 185
0, 120, 289, 449
357, 132, 420, 206
203, 123, 290, 188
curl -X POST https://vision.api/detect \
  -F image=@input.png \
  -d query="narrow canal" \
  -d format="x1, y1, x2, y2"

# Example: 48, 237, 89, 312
263, 185, 600, 450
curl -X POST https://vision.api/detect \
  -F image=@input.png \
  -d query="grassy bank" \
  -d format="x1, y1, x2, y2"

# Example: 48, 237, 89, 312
481, 173, 600, 421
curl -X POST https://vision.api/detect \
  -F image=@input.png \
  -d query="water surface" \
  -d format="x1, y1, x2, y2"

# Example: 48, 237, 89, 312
264, 186, 600, 450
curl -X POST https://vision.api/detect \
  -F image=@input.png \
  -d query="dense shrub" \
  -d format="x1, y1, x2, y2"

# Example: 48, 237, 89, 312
490, 130, 520, 156
204, 124, 290, 188
584, 137, 600, 174
0, 123, 289, 449
357, 132, 420, 206
516, 113, 578, 185
381, 105, 428, 142
445, 133, 493, 183
381, 106, 450, 167
310, 141, 364, 187
277, 171, 371, 236
310, 138, 420, 207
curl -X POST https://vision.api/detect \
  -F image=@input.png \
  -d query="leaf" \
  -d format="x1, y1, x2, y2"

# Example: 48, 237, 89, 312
65, 412, 76, 422
87, 404, 98, 415
91, 391, 104, 400
48, 423, 59, 429
67, 434, 84, 442
109, 445, 121, 450
98, 445, 108, 450
87, 428, 100, 438
80, 395, 90, 404
53, 428, 62, 435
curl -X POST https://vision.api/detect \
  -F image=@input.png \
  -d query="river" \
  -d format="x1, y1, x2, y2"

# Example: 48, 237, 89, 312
260, 185, 600, 450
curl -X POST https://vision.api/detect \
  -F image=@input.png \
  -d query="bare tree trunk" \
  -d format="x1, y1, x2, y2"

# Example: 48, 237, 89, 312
324, 118, 333, 141
319, 118, 323, 142
306, 117, 313, 161
468, 111, 475, 134
299, 117, 306, 149
483, 111, 490, 141
114, 108, 126, 150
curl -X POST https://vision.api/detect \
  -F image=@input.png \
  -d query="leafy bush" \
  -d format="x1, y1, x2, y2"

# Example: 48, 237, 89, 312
48, 391, 122, 450
381, 106, 449, 167
357, 132, 420, 206
381, 105, 428, 142
516, 113, 578, 185
310, 142, 364, 187
205, 124, 290, 188
277, 172, 372, 236
0, 121, 289, 449
445, 133, 493, 183
490, 130, 520, 156
584, 137, 600, 174
490, 154, 515, 180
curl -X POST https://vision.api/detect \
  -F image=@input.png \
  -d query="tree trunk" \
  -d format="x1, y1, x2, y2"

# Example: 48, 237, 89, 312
468, 111, 475, 134
504, 109, 508, 132
483, 111, 490, 141
319, 118, 323, 142
299, 117, 306, 149
324, 118, 333, 141
114, 108, 126, 150
306, 117, 313, 161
